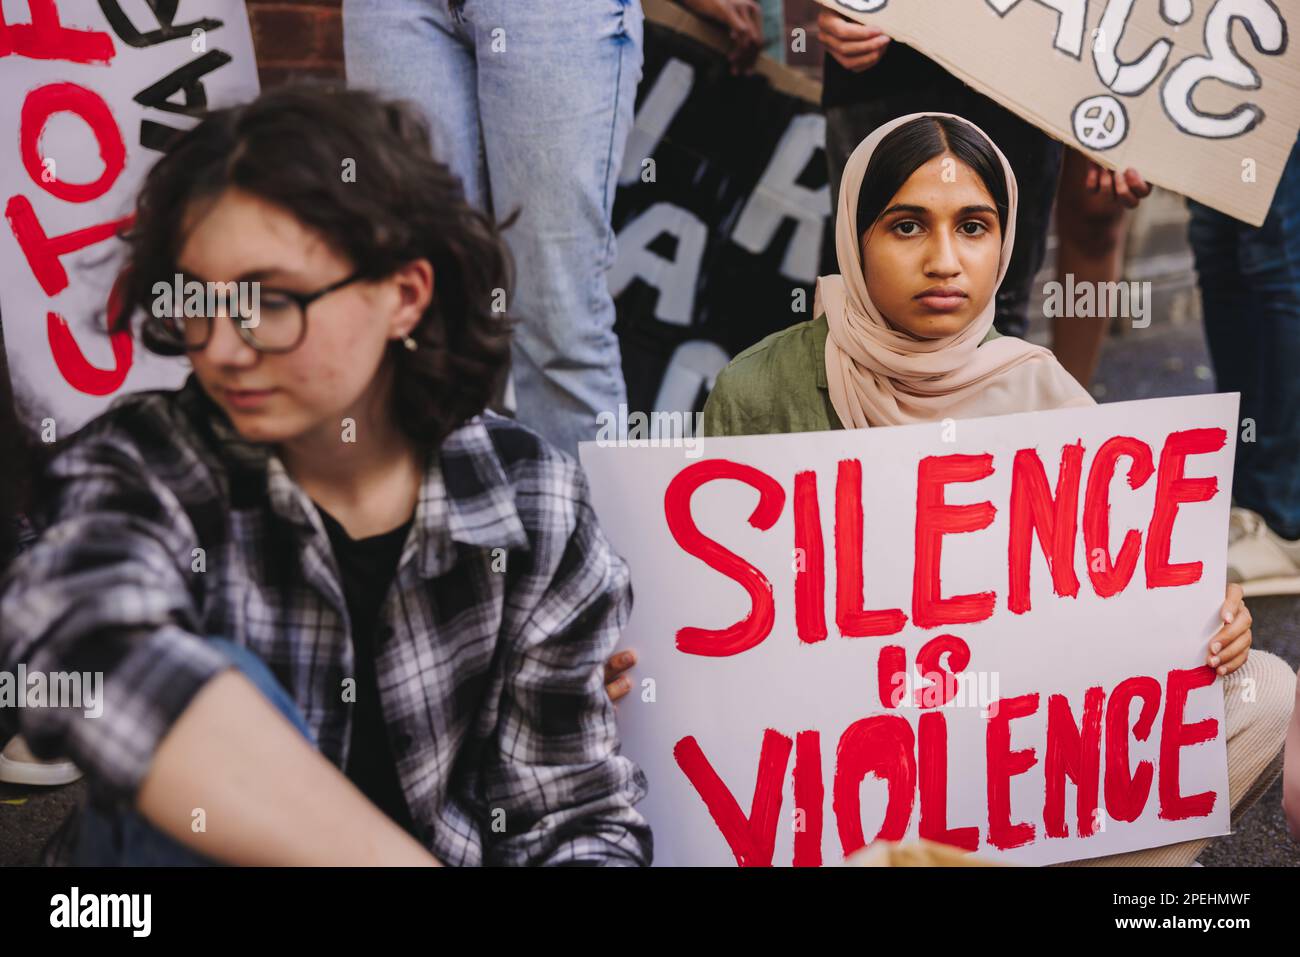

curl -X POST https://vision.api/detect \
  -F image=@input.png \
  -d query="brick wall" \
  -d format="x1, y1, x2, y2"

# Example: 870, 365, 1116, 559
245, 0, 344, 87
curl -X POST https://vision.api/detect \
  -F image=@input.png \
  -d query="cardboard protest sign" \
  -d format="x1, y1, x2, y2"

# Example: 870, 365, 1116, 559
0, 0, 259, 432
612, 0, 829, 418
816, 0, 1300, 227
580, 393, 1239, 865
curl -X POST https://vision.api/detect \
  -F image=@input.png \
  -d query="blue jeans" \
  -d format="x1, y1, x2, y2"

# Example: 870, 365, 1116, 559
1188, 135, 1300, 540
69, 639, 312, 866
343, 0, 645, 458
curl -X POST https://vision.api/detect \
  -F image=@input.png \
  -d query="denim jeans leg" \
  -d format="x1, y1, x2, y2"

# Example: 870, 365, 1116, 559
1189, 135, 1300, 539
469, 0, 643, 458
342, 0, 487, 207
69, 638, 313, 866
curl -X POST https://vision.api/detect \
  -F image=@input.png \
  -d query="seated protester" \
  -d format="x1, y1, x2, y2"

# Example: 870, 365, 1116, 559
0, 86, 651, 866
0, 382, 81, 787
702, 112, 1294, 866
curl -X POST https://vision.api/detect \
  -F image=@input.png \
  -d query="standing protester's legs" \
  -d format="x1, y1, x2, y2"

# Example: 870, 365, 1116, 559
1056, 649, 1294, 867
342, 0, 486, 205
1188, 136, 1300, 592
1051, 147, 1132, 387
68, 640, 315, 867
343, 0, 503, 410
1193, 135, 1300, 531
824, 75, 1063, 339
461, 0, 643, 458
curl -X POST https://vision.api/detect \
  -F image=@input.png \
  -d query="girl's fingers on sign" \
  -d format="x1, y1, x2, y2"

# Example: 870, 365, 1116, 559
607, 677, 632, 702
1217, 638, 1251, 677
1208, 583, 1252, 675
605, 649, 637, 702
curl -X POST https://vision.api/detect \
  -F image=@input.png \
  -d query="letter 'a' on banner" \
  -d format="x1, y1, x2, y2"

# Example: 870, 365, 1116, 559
816, 0, 1299, 228
611, 0, 830, 420
0, 1, 259, 433
581, 393, 1239, 866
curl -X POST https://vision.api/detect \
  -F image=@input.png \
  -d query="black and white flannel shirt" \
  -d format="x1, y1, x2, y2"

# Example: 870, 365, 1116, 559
0, 375, 651, 866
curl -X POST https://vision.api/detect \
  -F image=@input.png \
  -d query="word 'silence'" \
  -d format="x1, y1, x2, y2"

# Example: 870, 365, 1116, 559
665, 428, 1225, 656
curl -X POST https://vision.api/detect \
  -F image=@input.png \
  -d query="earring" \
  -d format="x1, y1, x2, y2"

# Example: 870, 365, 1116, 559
402, 335, 418, 352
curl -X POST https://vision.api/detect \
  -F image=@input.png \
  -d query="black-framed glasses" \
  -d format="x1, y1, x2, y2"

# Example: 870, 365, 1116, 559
154, 270, 366, 355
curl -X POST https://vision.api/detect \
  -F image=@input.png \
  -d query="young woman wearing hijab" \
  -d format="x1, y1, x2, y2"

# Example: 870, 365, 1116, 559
702, 112, 1294, 866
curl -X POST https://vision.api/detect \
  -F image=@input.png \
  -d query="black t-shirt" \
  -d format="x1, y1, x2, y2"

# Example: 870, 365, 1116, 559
315, 504, 417, 838
821, 41, 947, 111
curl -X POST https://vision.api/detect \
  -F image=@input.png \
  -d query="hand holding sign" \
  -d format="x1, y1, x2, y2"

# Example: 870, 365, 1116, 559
1208, 583, 1252, 675
817, 9, 891, 72
1083, 161, 1152, 209
605, 649, 639, 701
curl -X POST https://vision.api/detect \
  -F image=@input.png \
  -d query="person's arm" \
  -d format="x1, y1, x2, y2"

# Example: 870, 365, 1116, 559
0, 418, 434, 865
138, 668, 436, 865
480, 459, 652, 866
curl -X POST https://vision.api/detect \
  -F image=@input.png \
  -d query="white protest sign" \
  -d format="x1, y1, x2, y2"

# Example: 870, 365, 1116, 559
0, 0, 259, 432
581, 393, 1239, 866
816, 0, 1300, 227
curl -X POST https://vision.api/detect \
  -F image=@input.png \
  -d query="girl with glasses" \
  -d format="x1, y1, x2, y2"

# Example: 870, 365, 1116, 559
0, 85, 651, 866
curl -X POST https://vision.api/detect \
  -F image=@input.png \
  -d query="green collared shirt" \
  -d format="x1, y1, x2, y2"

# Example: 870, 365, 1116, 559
701, 313, 1002, 437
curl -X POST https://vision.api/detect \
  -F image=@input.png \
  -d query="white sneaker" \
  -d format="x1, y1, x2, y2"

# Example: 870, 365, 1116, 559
1226, 507, 1300, 597
0, 735, 82, 786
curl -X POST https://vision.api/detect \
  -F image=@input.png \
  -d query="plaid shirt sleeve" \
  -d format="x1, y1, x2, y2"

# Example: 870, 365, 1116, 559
481, 453, 652, 867
0, 406, 232, 807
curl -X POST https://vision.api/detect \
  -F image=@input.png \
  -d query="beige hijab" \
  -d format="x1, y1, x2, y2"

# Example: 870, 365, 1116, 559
819, 112, 1092, 428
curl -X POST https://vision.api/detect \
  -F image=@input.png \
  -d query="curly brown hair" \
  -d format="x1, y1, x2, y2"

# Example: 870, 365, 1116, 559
113, 83, 514, 448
